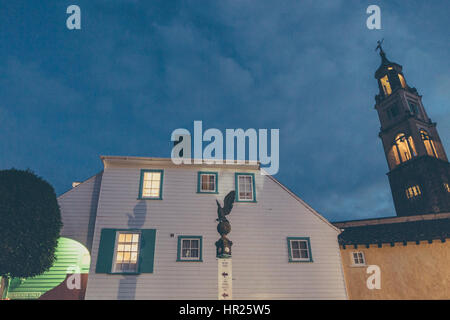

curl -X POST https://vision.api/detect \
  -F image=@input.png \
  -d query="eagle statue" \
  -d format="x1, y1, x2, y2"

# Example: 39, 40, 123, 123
215, 190, 235, 258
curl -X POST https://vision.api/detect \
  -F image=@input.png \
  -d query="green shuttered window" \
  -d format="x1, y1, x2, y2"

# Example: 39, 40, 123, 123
96, 228, 157, 274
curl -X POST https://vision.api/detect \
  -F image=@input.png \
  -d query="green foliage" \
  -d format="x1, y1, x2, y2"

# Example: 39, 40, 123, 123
0, 169, 62, 278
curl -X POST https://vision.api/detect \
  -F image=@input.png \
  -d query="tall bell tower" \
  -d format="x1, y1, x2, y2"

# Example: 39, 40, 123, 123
374, 41, 450, 216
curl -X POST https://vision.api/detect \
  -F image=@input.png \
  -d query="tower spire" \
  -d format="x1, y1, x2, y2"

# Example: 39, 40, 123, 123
375, 39, 390, 65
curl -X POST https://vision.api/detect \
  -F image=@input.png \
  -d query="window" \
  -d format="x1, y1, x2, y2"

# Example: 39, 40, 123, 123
351, 252, 366, 266
95, 229, 156, 274
380, 75, 392, 96
408, 101, 419, 115
235, 173, 256, 202
113, 231, 141, 273
177, 236, 203, 262
287, 237, 313, 262
391, 133, 417, 165
139, 169, 163, 199
406, 185, 421, 200
443, 183, 450, 193
398, 74, 407, 88
391, 105, 399, 117
386, 105, 399, 120
197, 172, 218, 193
420, 130, 438, 159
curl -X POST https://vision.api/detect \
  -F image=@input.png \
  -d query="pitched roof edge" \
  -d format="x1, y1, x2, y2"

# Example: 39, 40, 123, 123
57, 171, 104, 199
264, 171, 341, 234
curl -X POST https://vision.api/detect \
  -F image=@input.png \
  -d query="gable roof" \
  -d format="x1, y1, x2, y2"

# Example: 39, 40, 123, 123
57, 171, 103, 199
264, 171, 341, 233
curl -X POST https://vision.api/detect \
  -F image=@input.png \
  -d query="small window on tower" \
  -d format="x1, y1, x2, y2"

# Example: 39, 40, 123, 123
392, 133, 416, 165
398, 74, 407, 88
385, 105, 399, 120
405, 185, 421, 200
408, 101, 419, 115
444, 183, 450, 193
420, 130, 439, 159
380, 75, 392, 96
391, 105, 399, 117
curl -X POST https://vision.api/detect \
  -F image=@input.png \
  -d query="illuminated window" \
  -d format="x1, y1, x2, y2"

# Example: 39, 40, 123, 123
197, 172, 218, 193
177, 236, 202, 261
405, 185, 421, 199
398, 74, 407, 88
287, 237, 312, 262
391, 133, 417, 165
444, 183, 450, 193
420, 130, 438, 158
236, 173, 256, 202
113, 232, 140, 273
380, 75, 392, 96
351, 252, 366, 266
139, 169, 163, 199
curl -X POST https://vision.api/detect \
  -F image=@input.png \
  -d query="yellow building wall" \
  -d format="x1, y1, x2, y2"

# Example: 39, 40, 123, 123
340, 240, 450, 299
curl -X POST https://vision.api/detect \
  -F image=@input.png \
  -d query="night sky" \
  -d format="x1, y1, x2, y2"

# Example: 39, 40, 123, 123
1, 1, 449, 221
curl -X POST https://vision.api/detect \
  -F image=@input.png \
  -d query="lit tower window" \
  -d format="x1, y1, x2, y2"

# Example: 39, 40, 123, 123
444, 183, 450, 193
420, 130, 439, 159
391, 133, 417, 165
398, 74, 407, 88
380, 75, 392, 96
405, 185, 421, 199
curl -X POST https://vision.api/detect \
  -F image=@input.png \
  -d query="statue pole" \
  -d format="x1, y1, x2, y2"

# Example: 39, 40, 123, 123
215, 191, 235, 299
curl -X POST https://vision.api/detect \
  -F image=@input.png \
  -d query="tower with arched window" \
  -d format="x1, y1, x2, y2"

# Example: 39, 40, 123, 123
374, 44, 450, 216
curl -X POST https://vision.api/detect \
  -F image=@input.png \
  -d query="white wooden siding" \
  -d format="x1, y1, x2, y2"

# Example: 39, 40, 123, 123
83, 165, 347, 299
58, 172, 103, 251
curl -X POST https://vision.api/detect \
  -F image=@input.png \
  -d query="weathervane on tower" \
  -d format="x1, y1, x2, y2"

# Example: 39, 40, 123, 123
375, 38, 384, 53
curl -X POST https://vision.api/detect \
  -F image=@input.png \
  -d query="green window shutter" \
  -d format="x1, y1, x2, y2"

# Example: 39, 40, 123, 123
139, 229, 157, 273
95, 229, 116, 273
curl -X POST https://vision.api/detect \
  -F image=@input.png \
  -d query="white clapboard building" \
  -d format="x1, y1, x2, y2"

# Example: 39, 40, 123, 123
58, 156, 348, 299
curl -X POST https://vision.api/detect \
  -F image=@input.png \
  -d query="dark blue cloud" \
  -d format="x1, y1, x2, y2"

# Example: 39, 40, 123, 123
0, 0, 449, 221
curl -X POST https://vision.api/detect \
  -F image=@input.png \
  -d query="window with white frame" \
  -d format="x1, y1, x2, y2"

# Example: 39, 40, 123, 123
140, 170, 163, 199
351, 251, 366, 266
288, 238, 311, 262
237, 174, 255, 201
113, 231, 141, 273
178, 236, 202, 261
198, 172, 217, 193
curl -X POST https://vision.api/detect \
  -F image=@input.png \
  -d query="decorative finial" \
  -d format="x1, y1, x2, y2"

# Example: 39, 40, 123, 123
375, 39, 390, 65
375, 38, 385, 55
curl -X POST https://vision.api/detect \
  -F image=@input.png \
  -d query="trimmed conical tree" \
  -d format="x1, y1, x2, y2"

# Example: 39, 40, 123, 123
0, 169, 62, 299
